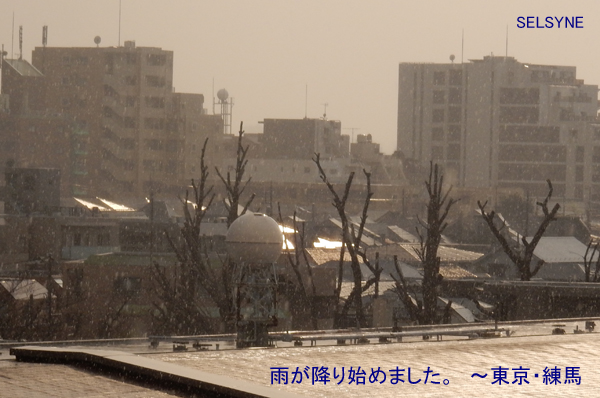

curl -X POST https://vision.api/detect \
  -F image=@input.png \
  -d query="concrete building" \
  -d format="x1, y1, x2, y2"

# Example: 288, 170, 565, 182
262, 118, 349, 160
1, 42, 222, 198
397, 56, 599, 201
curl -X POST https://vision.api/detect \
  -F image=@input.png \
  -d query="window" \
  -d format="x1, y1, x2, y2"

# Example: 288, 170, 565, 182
433, 71, 445, 86
447, 144, 461, 160
448, 125, 461, 141
144, 118, 165, 130
432, 91, 445, 104
145, 75, 165, 87
449, 70, 462, 85
125, 96, 137, 107
123, 117, 136, 128
146, 139, 163, 150
432, 109, 444, 123
432, 127, 444, 142
576, 165, 584, 182
119, 139, 134, 150
24, 175, 36, 191
125, 76, 137, 86
126, 53, 137, 65
145, 96, 165, 108
448, 106, 461, 123
166, 140, 178, 152
97, 232, 111, 246
104, 84, 118, 97
448, 87, 462, 104
146, 54, 166, 66
500, 88, 539, 105
143, 159, 163, 171
105, 54, 114, 75
431, 146, 444, 161
576, 146, 584, 163
114, 277, 142, 295
499, 106, 539, 124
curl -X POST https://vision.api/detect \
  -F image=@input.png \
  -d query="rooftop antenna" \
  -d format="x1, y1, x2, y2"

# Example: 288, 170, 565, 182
118, 0, 122, 46
461, 28, 464, 64
304, 84, 308, 118
505, 24, 508, 58
42, 26, 47, 47
18, 25, 22, 60
322, 102, 328, 120
11, 12, 14, 59
344, 127, 360, 143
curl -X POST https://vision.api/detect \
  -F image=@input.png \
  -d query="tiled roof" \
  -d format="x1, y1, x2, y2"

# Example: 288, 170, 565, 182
439, 264, 477, 279
305, 248, 352, 265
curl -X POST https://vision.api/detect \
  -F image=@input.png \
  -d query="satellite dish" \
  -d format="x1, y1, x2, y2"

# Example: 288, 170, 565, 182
94, 36, 101, 47
449, 54, 455, 63
217, 88, 229, 102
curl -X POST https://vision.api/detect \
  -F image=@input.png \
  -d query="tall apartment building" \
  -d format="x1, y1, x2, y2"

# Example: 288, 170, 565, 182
397, 56, 599, 201
1, 41, 222, 198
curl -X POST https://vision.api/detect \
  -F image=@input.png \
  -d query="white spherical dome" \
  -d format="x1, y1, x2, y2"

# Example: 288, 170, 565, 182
226, 213, 282, 263
217, 88, 229, 102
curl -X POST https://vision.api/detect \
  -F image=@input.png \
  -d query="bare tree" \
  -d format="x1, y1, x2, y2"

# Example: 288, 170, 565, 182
215, 122, 256, 227
277, 205, 318, 329
154, 138, 233, 334
391, 255, 424, 324
392, 163, 456, 325
313, 153, 382, 328
478, 179, 560, 281
583, 240, 600, 282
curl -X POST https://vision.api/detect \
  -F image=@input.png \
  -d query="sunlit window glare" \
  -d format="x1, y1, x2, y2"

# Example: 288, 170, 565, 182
313, 237, 343, 249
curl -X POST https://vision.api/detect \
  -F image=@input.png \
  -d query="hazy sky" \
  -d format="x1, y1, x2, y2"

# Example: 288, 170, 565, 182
2, 1, 599, 154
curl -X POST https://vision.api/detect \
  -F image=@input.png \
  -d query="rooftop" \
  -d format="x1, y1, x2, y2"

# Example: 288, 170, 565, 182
3, 59, 44, 77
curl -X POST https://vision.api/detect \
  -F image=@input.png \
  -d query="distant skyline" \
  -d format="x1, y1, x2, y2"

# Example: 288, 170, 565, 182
2, 1, 599, 154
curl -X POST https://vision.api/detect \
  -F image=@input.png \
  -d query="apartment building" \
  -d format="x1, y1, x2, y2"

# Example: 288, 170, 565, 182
397, 56, 599, 201
1, 42, 222, 198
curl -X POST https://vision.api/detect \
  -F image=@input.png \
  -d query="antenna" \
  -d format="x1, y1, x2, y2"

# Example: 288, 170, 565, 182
304, 84, 308, 118
11, 12, 14, 59
505, 24, 508, 58
461, 29, 464, 64
42, 26, 47, 47
344, 127, 360, 143
18, 25, 22, 60
322, 102, 328, 120
118, 0, 122, 46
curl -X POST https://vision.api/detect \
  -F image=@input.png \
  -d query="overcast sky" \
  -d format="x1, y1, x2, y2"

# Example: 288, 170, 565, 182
2, 1, 599, 154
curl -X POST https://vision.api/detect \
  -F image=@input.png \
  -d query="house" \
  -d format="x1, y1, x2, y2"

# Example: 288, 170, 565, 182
477, 236, 593, 281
